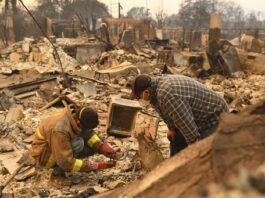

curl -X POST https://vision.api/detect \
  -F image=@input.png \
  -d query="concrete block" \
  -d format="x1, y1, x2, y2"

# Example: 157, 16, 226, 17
246, 52, 265, 73
218, 41, 244, 74
237, 49, 265, 73
22, 41, 30, 53
5, 105, 24, 124
76, 45, 102, 64
33, 52, 43, 62
75, 82, 97, 97
2, 189, 13, 198
9, 52, 22, 62
190, 31, 202, 51
0, 142, 22, 174
106, 96, 142, 137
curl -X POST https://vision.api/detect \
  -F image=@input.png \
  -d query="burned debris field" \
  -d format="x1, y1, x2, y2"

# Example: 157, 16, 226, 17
0, 0, 265, 198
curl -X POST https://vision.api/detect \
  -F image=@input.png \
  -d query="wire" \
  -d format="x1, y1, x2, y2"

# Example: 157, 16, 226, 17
18, 0, 70, 87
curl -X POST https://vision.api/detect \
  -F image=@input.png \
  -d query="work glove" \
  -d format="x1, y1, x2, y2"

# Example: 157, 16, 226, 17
98, 143, 123, 160
97, 161, 116, 169
80, 160, 116, 172
167, 129, 176, 142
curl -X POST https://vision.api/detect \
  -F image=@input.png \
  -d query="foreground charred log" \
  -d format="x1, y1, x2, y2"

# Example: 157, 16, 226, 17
94, 100, 265, 198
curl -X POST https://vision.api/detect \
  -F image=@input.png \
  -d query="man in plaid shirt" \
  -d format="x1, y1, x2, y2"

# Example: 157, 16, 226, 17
131, 74, 228, 157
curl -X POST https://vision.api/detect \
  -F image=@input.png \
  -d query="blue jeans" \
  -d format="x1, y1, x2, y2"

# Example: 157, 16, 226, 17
170, 126, 216, 157
53, 136, 94, 175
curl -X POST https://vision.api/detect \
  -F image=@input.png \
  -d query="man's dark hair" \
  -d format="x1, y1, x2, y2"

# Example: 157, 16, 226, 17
132, 75, 151, 99
77, 107, 99, 129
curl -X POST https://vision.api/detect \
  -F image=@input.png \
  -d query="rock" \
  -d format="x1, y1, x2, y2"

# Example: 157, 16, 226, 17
135, 114, 159, 140
118, 78, 127, 86
5, 105, 24, 124
118, 161, 133, 172
13, 188, 37, 198
75, 187, 103, 197
38, 81, 60, 102
23, 134, 35, 144
99, 103, 108, 112
2, 188, 13, 198
9, 52, 22, 62
110, 138, 123, 148
0, 114, 6, 124
0, 140, 14, 153
15, 166, 37, 181
116, 49, 125, 55
92, 186, 109, 194
22, 41, 30, 53
249, 164, 265, 193
106, 180, 126, 189
0, 90, 16, 111
24, 128, 34, 136
38, 189, 50, 197
0, 148, 22, 174
232, 71, 246, 78
75, 82, 97, 97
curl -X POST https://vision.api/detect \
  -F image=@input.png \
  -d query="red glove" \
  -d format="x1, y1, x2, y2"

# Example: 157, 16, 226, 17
97, 161, 116, 169
80, 160, 115, 172
98, 143, 124, 160
99, 143, 115, 156
167, 129, 176, 142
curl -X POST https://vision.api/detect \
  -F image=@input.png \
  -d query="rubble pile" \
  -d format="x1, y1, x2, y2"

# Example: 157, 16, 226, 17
96, 49, 156, 70
0, 32, 265, 198
0, 38, 78, 74
203, 72, 265, 111
0, 73, 168, 197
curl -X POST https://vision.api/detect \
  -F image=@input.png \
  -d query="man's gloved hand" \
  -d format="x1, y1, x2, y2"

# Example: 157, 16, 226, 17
98, 143, 123, 160
99, 143, 114, 155
80, 160, 116, 172
97, 161, 116, 169
167, 129, 176, 142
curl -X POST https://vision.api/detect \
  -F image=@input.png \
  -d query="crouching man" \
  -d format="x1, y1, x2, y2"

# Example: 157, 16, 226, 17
29, 104, 122, 186
131, 74, 228, 157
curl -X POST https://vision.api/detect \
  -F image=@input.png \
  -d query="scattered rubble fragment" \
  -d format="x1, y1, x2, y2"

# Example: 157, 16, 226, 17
0, 37, 78, 74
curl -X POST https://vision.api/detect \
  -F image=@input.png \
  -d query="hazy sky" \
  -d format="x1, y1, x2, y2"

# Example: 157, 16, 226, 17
1, 0, 265, 18
98, 0, 265, 18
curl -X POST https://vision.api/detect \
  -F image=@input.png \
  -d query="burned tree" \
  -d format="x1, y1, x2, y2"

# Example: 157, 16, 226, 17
155, 8, 167, 29
4, 0, 17, 14
61, 0, 110, 33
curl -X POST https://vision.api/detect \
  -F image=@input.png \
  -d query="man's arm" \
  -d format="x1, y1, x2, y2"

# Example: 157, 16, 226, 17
81, 129, 123, 160
159, 93, 199, 144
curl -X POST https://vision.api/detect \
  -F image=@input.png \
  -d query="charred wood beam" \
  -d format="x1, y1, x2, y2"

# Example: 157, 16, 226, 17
15, 91, 36, 99
10, 84, 40, 95
0, 76, 57, 90
68, 74, 115, 88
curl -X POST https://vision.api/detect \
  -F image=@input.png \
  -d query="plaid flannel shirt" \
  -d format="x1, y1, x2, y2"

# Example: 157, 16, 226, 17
150, 75, 228, 144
